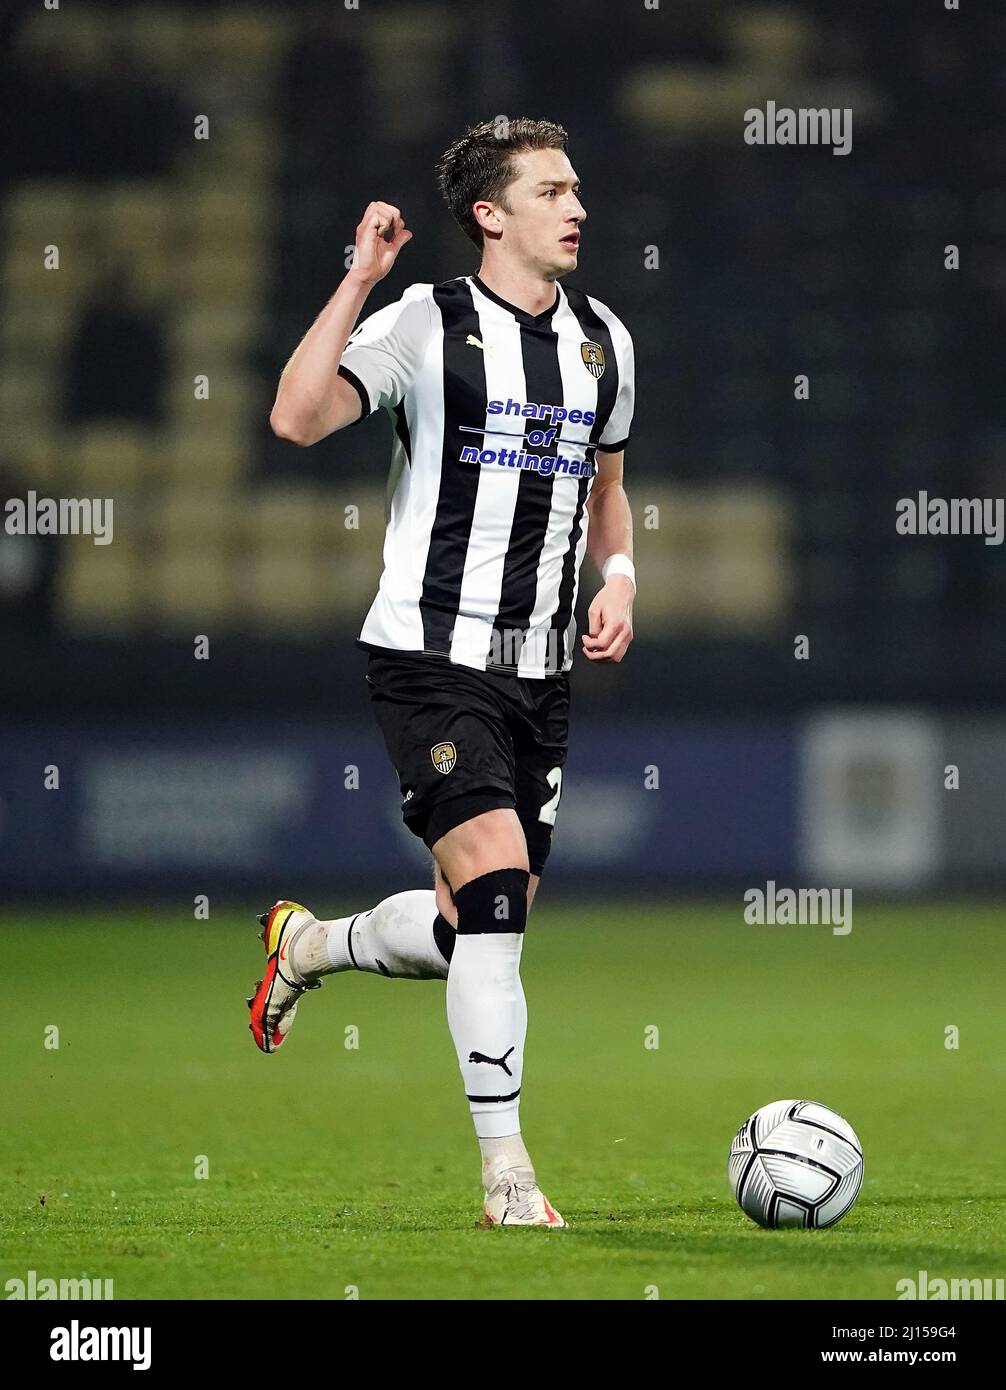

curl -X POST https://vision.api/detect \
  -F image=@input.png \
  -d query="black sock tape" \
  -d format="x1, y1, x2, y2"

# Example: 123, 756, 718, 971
453, 868, 529, 936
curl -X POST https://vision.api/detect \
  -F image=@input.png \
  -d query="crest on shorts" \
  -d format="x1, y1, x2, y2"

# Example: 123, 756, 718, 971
580, 341, 605, 378
431, 741, 457, 775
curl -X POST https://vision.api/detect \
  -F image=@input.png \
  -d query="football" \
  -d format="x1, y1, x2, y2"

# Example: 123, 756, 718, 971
728, 1099, 864, 1229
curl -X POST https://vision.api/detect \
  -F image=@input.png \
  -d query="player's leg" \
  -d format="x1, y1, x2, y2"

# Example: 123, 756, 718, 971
441, 672, 569, 1217
247, 656, 497, 1052
246, 890, 457, 1053
434, 856, 540, 927
434, 808, 563, 1227
247, 802, 544, 1055
254, 850, 541, 1042
295, 891, 454, 981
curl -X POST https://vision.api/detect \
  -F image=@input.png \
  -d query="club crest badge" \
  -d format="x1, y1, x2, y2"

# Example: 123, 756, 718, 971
580, 341, 605, 378
431, 741, 457, 775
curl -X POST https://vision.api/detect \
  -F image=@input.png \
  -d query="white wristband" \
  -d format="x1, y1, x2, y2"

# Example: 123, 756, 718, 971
601, 552, 636, 591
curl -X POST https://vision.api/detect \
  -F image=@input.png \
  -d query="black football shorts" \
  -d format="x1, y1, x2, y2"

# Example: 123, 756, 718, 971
365, 651, 570, 876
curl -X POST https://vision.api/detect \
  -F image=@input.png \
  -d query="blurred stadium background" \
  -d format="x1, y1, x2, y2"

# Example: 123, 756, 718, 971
1, 0, 1003, 901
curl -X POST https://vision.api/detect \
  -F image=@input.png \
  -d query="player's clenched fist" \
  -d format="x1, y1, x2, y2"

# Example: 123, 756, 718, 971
581, 576, 634, 662
349, 201, 413, 285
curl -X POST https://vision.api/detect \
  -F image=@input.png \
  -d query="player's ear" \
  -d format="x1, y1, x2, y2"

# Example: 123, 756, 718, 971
472, 200, 502, 238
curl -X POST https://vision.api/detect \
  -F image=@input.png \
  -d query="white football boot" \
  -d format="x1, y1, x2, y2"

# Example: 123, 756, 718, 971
246, 900, 322, 1053
483, 1168, 566, 1227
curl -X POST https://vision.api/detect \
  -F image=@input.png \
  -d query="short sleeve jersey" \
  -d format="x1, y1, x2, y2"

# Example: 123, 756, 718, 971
338, 274, 634, 678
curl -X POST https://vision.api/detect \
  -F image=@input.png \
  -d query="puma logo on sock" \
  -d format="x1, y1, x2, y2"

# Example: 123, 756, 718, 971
469, 1046, 515, 1077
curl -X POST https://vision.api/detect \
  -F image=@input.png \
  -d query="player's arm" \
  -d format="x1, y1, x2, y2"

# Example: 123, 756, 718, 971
582, 448, 634, 663
269, 201, 412, 447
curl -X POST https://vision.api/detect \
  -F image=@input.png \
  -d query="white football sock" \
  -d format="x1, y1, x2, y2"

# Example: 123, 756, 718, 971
447, 931, 526, 1139
446, 868, 530, 1142
288, 890, 453, 982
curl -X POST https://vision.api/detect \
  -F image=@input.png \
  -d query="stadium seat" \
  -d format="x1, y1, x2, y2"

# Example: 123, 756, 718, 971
59, 538, 146, 631
633, 485, 791, 629
117, 8, 188, 71
18, 430, 72, 490
243, 549, 328, 630
158, 493, 231, 546
7, 182, 88, 241
197, 12, 287, 70
176, 188, 271, 239
245, 488, 331, 548
173, 250, 266, 304
0, 301, 73, 355
166, 370, 258, 435
210, 121, 282, 179
75, 424, 161, 492
15, 9, 106, 69
161, 431, 245, 488
706, 550, 791, 626
150, 548, 238, 625
0, 369, 48, 429
170, 307, 262, 356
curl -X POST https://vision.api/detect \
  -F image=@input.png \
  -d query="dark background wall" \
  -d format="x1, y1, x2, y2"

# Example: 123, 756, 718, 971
1, 0, 1001, 893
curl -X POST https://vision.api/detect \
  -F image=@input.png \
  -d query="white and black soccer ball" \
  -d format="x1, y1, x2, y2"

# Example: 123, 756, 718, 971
728, 1099, 864, 1229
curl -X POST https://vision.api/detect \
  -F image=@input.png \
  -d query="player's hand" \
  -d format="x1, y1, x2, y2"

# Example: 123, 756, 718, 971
349, 201, 413, 285
581, 576, 634, 662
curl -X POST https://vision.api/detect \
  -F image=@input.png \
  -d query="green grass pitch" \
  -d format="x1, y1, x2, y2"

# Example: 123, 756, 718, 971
2, 900, 1004, 1300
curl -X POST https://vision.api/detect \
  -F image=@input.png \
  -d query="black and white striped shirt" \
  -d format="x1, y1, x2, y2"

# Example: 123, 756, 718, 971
338, 274, 634, 678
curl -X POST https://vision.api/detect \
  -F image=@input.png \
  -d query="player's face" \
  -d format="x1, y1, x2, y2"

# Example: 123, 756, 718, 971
497, 148, 586, 278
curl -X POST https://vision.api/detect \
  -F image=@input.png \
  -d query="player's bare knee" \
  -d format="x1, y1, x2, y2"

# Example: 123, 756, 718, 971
434, 808, 527, 891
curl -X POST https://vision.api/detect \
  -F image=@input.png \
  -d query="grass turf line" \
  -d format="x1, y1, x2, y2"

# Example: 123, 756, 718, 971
2, 902, 1003, 1299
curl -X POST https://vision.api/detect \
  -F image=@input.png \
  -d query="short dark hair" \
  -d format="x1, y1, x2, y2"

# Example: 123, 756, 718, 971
436, 117, 569, 249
